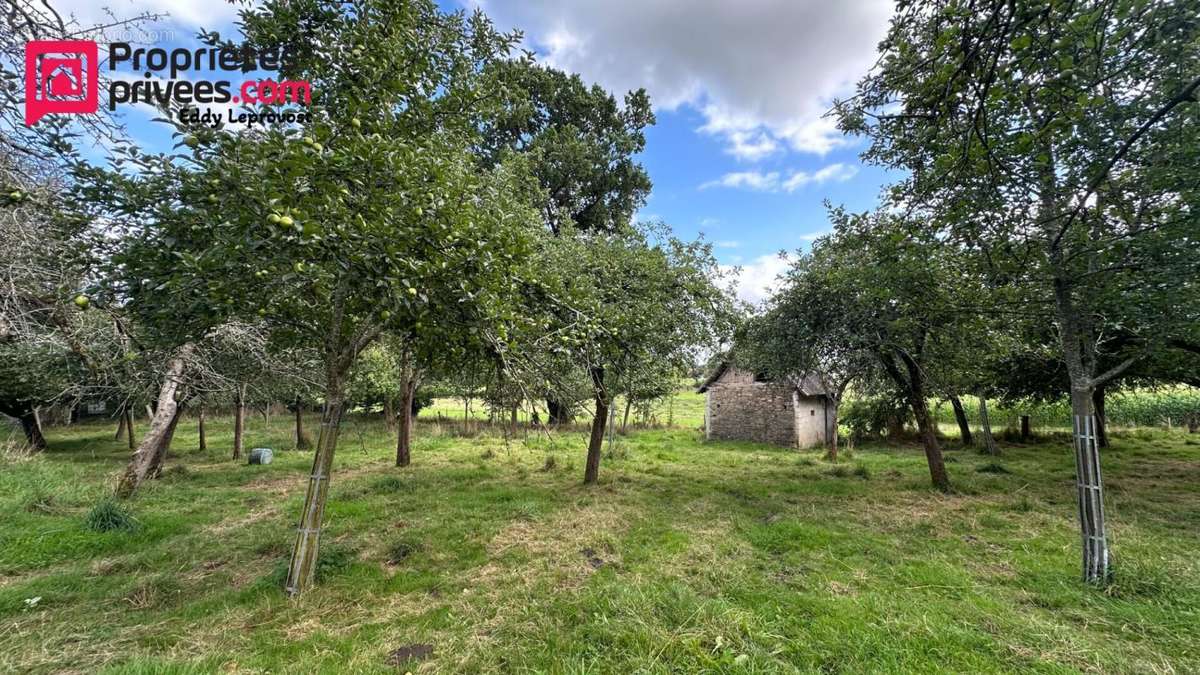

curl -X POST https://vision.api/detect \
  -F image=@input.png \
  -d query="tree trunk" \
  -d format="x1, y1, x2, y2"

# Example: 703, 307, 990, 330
383, 397, 396, 433
295, 398, 312, 450
1071, 388, 1111, 584
886, 414, 905, 439
607, 400, 617, 450
18, 408, 47, 451
395, 376, 415, 467
284, 367, 348, 596
147, 404, 185, 478
115, 408, 127, 440
546, 398, 572, 426
233, 384, 246, 460
1093, 386, 1108, 449
124, 407, 135, 450
910, 394, 950, 492
1045, 146, 1113, 585
978, 397, 999, 456
622, 397, 632, 432
511, 403, 519, 434
115, 345, 191, 498
950, 395, 973, 446
583, 368, 607, 484
0, 400, 47, 450
197, 407, 207, 451
826, 403, 840, 462
584, 398, 608, 484
884, 351, 950, 492
1020, 415, 1031, 440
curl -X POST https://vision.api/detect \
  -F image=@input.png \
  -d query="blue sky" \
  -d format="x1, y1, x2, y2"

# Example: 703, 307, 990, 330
637, 104, 892, 261
59, 0, 895, 304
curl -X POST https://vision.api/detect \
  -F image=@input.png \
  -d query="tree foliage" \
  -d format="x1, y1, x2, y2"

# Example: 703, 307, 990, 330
835, 0, 1200, 582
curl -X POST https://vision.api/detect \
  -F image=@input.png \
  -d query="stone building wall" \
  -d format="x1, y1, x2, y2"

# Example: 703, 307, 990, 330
703, 367, 829, 449
704, 371, 798, 446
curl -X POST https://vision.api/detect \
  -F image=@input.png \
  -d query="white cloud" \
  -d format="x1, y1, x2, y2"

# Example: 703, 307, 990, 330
722, 253, 793, 306
723, 130, 779, 162
700, 171, 780, 192
700, 162, 857, 193
474, 0, 892, 156
714, 240, 740, 249
781, 163, 858, 191
53, 0, 243, 34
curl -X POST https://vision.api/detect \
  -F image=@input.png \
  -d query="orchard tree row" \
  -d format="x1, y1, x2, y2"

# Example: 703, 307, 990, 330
0, 0, 735, 594
739, 0, 1200, 585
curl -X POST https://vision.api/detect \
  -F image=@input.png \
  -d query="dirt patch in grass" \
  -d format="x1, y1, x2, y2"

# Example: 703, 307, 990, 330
204, 504, 281, 535
243, 472, 302, 496
423, 498, 636, 667
386, 643, 434, 666
837, 490, 982, 534
485, 498, 631, 588
827, 580, 856, 596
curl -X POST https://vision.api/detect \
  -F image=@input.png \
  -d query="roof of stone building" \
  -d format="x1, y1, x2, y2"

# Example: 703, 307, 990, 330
696, 361, 829, 396
696, 361, 732, 393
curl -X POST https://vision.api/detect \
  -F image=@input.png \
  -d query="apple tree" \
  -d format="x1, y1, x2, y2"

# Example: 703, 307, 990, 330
542, 223, 736, 484
836, 0, 1200, 581
86, 0, 542, 593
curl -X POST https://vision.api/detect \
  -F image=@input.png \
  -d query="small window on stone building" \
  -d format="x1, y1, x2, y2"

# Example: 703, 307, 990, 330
810, 409, 815, 416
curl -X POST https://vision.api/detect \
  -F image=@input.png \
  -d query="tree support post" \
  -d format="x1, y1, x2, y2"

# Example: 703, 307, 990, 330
1073, 408, 1111, 584
285, 392, 345, 595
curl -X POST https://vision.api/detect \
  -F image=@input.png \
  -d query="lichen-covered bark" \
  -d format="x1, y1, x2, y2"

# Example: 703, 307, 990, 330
115, 345, 192, 498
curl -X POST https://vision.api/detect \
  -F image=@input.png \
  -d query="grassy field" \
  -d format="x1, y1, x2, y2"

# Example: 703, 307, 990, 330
420, 390, 707, 430
2, 403, 1199, 673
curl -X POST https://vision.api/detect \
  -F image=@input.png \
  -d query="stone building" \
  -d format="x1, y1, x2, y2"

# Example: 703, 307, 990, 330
697, 363, 833, 449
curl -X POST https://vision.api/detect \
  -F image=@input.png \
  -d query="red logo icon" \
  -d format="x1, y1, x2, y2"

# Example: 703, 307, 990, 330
25, 40, 99, 126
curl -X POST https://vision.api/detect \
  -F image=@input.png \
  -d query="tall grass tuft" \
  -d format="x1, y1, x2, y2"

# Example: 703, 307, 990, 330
0, 437, 37, 463
976, 462, 1011, 474
85, 497, 140, 532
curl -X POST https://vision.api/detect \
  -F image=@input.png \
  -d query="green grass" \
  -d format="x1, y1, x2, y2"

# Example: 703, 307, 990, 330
1, 405, 1198, 673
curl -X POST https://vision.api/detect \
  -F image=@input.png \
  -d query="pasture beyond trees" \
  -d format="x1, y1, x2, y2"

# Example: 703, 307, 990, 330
2, 404, 1199, 672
